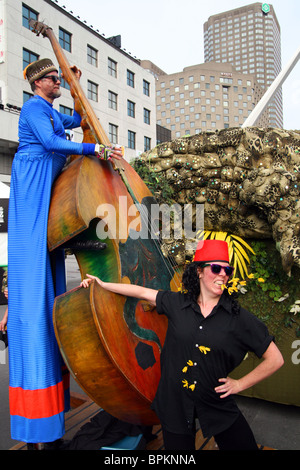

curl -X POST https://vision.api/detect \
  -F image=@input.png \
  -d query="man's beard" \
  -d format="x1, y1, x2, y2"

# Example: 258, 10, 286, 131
52, 89, 62, 99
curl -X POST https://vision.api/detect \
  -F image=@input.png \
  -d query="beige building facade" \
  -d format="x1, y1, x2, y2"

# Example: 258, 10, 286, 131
154, 61, 262, 140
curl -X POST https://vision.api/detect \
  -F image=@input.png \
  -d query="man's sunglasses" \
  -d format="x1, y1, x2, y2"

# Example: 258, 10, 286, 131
202, 263, 234, 276
42, 75, 62, 83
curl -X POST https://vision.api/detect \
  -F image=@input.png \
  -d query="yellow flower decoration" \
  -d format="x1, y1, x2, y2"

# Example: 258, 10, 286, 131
222, 272, 265, 295
182, 380, 196, 391
182, 379, 189, 388
222, 274, 253, 295
178, 282, 188, 293
198, 346, 211, 354
228, 286, 238, 295
181, 360, 198, 391
182, 359, 194, 373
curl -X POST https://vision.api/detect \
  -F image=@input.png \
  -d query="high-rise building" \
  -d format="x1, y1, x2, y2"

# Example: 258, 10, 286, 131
204, 2, 283, 128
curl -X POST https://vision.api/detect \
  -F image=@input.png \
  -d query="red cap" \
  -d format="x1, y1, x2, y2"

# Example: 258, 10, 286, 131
193, 239, 229, 263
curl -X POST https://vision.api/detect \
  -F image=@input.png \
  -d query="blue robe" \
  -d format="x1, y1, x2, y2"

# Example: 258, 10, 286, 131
8, 95, 94, 443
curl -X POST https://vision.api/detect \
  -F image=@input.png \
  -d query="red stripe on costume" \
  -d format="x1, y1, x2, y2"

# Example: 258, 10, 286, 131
9, 381, 65, 419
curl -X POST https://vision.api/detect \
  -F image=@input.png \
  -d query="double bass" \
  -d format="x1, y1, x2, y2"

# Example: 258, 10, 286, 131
30, 20, 180, 425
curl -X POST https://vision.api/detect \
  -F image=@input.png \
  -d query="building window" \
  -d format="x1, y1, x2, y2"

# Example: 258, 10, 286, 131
108, 91, 118, 110
23, 91, 33, 103
128, 130, 136, 149
59, 67, 70, 90
87, 80, 98, 101
108, 58, 117, 78
23, 48, 38, 70
144, 137, 151, 151
144, 108, 150, 125
127, 100, 135, 118
59, 27, 71, 52
87, 45, 98, 67
22, 4, 38, 29
127, 70, 135, 88
59, 105, 72, 115
109, 123, 118, 144
143, 79, 150, 96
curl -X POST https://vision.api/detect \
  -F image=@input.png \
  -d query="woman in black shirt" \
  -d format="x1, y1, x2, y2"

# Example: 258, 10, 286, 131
80, 239, 284, 450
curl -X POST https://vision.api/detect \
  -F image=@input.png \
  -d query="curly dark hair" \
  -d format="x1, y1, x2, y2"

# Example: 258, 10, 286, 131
182, 261, 203, 303
182, 261, 240, 314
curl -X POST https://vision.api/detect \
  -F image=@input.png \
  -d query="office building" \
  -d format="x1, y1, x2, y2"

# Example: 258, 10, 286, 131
153, 61, 262, 139
204, 2, 283, 128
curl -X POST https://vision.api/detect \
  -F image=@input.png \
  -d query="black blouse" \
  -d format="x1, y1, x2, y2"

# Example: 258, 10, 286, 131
152, 290, 274, 437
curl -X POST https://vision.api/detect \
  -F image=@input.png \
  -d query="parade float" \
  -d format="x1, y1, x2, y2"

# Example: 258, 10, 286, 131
134, 126, 300, 407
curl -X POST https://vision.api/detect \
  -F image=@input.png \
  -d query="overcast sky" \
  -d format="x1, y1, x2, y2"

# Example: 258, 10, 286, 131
55, 0, 300, 130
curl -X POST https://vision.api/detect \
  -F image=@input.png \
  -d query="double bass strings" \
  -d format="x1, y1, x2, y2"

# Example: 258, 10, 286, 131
113, 159, 181, 291
132, 193, 181, 291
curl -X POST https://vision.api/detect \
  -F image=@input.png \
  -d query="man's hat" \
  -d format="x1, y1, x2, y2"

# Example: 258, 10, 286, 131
193, 239, 229, 263
23, 58, 58, 85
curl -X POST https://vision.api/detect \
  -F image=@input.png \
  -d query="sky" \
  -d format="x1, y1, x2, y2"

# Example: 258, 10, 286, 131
54, 0, 300, 130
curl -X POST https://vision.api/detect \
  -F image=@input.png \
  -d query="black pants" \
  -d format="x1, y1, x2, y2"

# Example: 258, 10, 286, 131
162, 412, 258, 451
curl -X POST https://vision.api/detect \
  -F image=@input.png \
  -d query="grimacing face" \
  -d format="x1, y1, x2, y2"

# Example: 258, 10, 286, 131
198, 262, 231, 297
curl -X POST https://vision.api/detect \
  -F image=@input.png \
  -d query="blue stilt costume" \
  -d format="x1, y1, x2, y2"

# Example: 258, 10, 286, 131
8, 94, 95, 443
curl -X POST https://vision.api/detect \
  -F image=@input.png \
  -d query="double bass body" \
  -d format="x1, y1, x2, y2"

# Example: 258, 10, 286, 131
50, 153, 173, 425
29, 17, 181, 424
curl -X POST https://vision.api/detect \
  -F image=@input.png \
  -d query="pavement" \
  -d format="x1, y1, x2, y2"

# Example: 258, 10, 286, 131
1, 255, 300, 451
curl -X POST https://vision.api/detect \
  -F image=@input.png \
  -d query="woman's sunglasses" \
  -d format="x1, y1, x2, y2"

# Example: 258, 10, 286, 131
42, 75, 62, 83
202, 263, 234, 276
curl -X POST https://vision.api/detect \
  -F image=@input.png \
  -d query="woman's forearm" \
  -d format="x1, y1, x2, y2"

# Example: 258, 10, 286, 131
81, 274, 158, 305
99, 280, 157, 303
238, 341, 284, 392
215, 341, 284, 398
